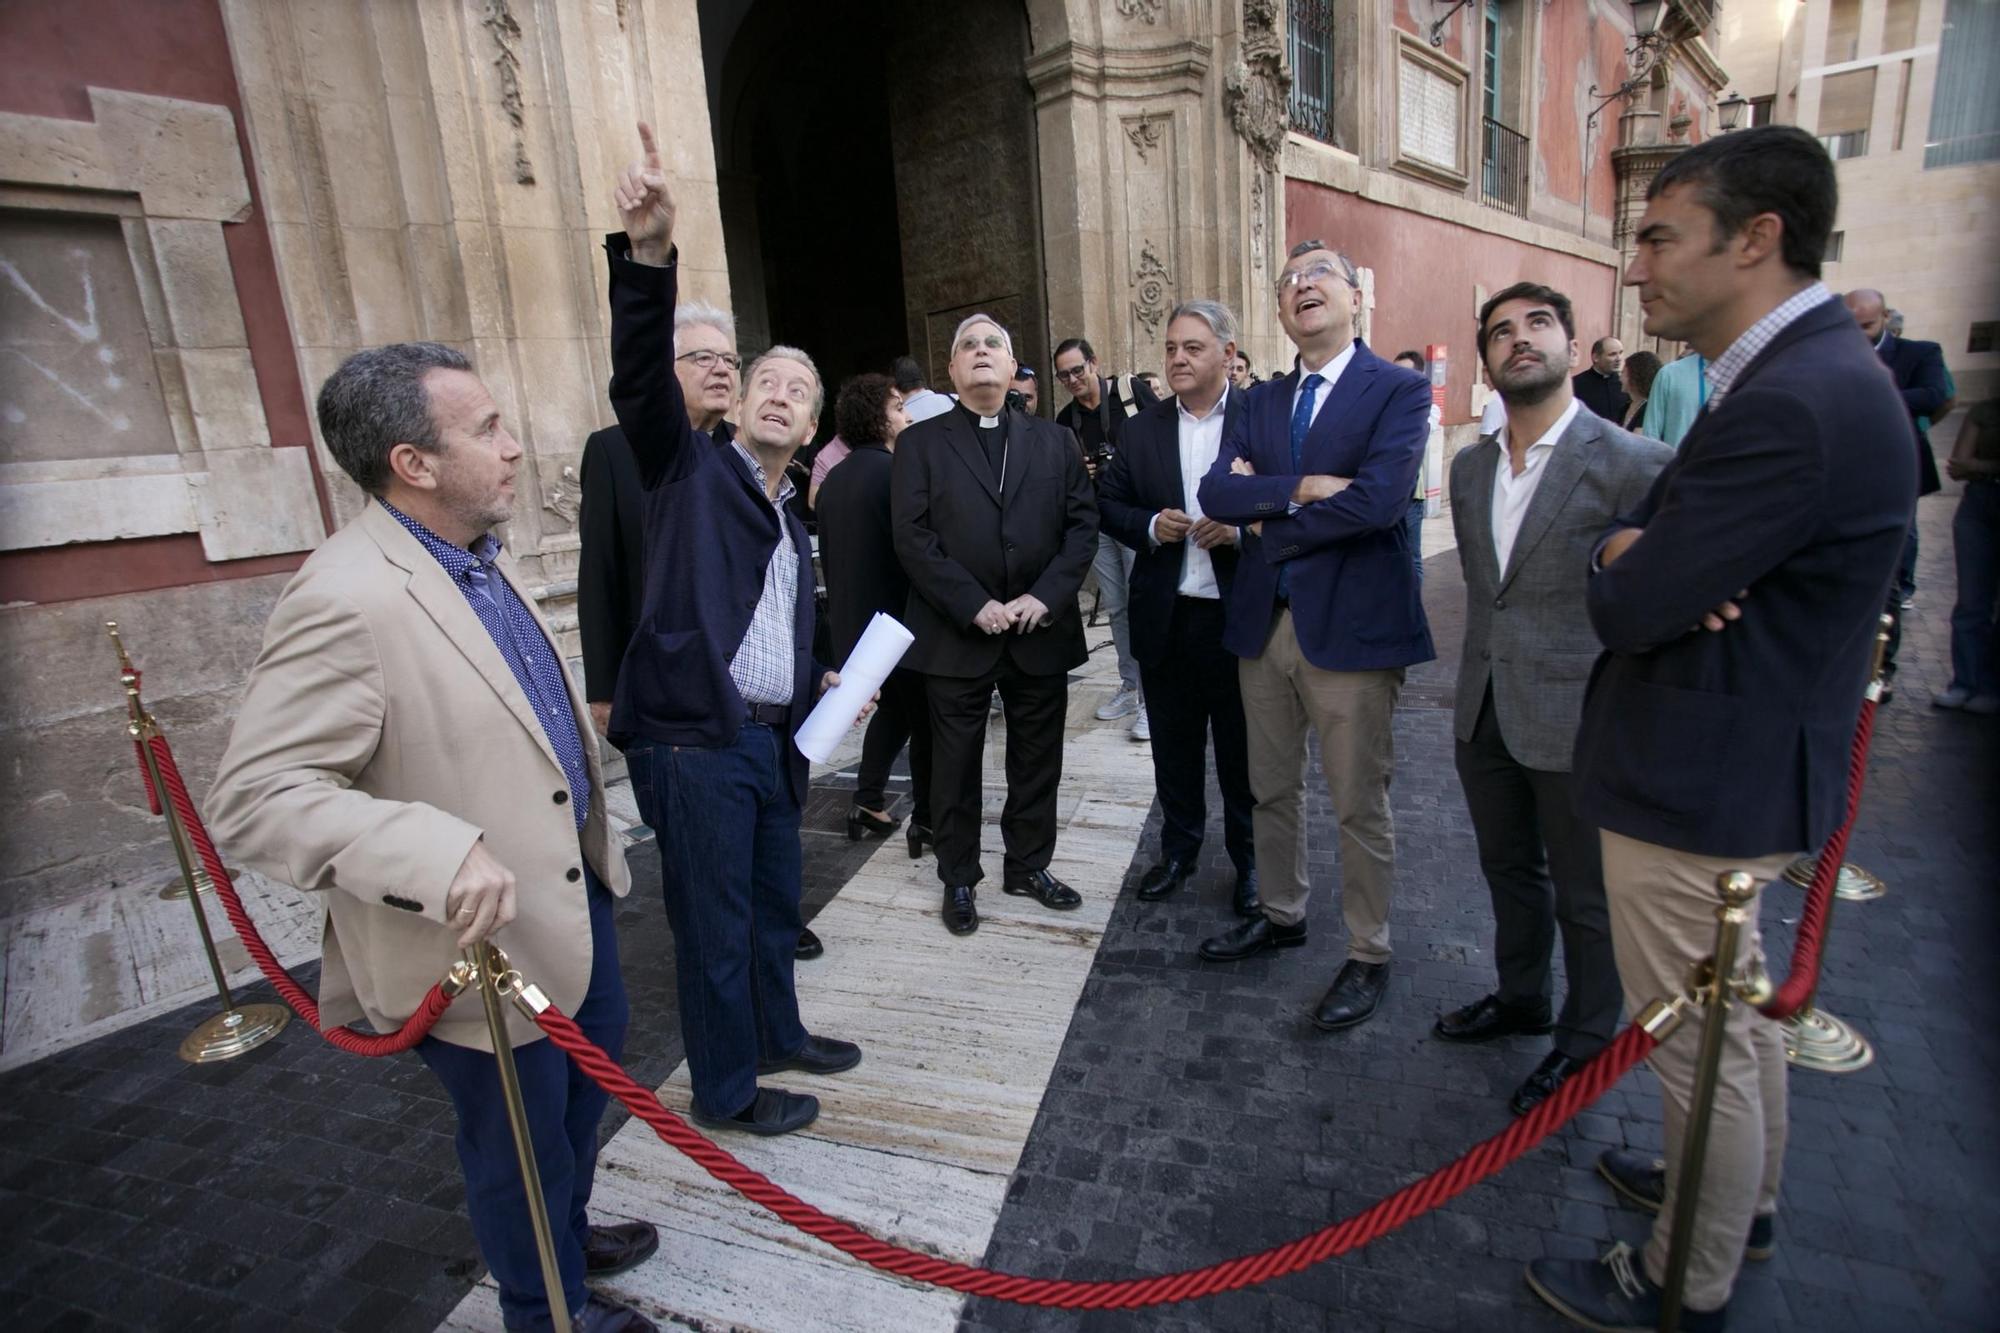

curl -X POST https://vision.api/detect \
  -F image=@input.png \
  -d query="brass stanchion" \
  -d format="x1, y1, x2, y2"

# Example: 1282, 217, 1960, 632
1657, 870, 1758, 1333
1778, 613, 1888, 1073
109, 623, 289, 1063
467, 943, 573, 1333
1780, 855, 1885, 903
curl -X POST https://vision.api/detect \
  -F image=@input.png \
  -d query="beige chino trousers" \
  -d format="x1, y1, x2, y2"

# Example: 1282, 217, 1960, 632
1601, 829, 1798, 1313
1237, 609, 1403, 961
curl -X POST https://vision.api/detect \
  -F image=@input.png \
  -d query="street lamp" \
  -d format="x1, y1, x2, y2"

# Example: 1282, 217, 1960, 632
1630, 0, 1666, 40
1717, 91, 1749, 132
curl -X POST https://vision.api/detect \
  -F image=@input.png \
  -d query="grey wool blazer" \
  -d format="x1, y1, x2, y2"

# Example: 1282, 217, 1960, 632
1449, 408, 1674, 771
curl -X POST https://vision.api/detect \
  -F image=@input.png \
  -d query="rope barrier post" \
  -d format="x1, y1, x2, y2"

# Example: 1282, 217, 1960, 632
1778, 612, 1890, 1073
112, 623, 289, 1063
1657, 870, 1758, 1333
468, 943, 572, 1333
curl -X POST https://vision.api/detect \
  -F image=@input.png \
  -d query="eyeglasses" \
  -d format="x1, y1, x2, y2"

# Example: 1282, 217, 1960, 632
676, 350, 742, 372
1275, 259, 1355, 295
1053, 364, 1092, 383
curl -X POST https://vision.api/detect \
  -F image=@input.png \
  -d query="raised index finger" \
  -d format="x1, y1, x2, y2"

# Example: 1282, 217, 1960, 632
636, 120, 661, 170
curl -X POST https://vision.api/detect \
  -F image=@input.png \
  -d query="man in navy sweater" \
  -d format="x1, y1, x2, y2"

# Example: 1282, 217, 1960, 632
604, 123, 860, 1138
1526, 127, 1914, 1332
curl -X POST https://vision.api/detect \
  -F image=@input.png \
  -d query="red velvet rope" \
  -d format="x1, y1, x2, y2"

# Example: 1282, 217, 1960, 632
1759, 696, 1878, 1021
535, 1004, 1656, 1309
140, 734, 454, 1056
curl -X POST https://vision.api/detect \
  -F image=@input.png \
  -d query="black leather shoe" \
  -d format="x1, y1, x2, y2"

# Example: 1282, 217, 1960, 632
584, 1221, 660, 1277
1003, 868, 1082, 910
757, 1034, 862, 1076
1232, 869, 1261, 918
1137, 858, 1193, 900
943, 884, 979, 935
690, 1087, 819, 1136
907, 822, 934, 859
576, 1292, 660, 1332
1432, 993, 1554, 1043
846, 805, 901, 841
794, 927, 823, 961
1310, 960, 1389, 1030
1509, 1050, 1582, 1116
1198, 915, 1306, 961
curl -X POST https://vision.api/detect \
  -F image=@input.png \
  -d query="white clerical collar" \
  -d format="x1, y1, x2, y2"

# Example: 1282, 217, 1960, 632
978, 413, 1000, 428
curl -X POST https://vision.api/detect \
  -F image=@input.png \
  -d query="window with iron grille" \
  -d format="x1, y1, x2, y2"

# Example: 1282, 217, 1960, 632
1288, 1, 1338, 146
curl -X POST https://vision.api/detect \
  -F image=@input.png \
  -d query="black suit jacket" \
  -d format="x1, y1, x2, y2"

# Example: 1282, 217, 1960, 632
1096, 392, 1244, 668
815, 442, 905, 664
577, 426, 644, 704
1877, 335, 1949, 495
1573, 296, 1917, 858
891, 406, 1099, 678
1572, 367, 1631, 425
603, 236, 822, 803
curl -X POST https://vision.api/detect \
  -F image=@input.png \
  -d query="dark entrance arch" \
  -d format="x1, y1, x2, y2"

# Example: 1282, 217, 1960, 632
704, 0, 1048, 428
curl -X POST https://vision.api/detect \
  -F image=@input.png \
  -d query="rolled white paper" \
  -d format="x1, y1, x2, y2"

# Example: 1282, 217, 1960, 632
794, 612, 915, 762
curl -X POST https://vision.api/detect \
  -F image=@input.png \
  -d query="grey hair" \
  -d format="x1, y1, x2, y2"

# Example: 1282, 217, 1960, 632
1283, 238, 1361, 288
742, 343, 825, 417
1168, 299, 1240, 347
951, 313, 1014, 360
674, 300, 737, 353
315, 342, 472, 495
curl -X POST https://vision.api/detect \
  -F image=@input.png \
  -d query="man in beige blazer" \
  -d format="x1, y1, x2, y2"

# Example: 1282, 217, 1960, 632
207, 343, 659, 1333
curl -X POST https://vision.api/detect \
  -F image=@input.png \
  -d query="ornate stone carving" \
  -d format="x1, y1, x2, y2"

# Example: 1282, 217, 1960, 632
1124, 114, 1166, 163
1249, 169, 1268, 273
1116, 0, 1165, 24
481, 0, 536, 185
543, 463, 581, 528
1131, 240, 1172, 337
1224, 0, 1291, 172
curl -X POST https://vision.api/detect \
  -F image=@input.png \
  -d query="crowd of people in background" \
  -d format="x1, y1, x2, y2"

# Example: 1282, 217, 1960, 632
198, 121, 1992, 1333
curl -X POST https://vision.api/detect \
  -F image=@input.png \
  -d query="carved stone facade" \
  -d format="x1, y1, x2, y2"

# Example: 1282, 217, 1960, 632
0, 0, 1740, 1045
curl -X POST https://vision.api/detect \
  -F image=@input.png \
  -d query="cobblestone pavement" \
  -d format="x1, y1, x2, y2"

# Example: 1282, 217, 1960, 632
0, 782, 888, 1331
2, 487, 1993, 1332
964, 485, 1998, 1333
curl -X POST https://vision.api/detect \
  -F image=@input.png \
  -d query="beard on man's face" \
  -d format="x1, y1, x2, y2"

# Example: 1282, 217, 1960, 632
1492, 349, 1567, 405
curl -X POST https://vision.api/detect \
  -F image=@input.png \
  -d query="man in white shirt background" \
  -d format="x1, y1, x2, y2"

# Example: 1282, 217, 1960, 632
1099, 300, 1259, 919
1435, 281, 1673, 1117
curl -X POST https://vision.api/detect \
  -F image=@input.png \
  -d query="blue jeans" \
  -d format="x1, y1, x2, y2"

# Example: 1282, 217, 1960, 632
1093, 532, 1139, 689
1949, 480, 2000, 695
1406, 496, 1427, 585
419, 863, 628, 1332
629, 722, 806, 1118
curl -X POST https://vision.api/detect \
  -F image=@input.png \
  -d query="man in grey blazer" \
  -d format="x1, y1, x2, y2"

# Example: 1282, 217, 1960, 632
1436, 282, 1673, 1115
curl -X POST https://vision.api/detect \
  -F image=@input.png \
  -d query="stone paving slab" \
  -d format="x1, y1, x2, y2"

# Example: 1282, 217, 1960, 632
962, 485, 1999, 1333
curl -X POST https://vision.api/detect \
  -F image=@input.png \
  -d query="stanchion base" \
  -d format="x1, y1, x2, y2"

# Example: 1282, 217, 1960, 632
159, 879, 214, 900
1780, 855, 1886, 902
178, 1004, 289, 1063
1781, 1007, 1875, 1073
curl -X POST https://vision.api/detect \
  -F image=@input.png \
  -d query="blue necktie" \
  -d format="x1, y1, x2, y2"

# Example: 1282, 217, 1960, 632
1277, 373, 1325, 602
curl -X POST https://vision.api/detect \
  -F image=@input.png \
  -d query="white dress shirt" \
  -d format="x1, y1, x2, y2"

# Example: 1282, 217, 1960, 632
1291, 341, 1357, 432
1146, 387, 1233, 598
1491, 399, 1580, 573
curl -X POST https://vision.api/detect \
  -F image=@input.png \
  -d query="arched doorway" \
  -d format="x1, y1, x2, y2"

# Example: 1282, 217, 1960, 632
704, 0, 1048, 428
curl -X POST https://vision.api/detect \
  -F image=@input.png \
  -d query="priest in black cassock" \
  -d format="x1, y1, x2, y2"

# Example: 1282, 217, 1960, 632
891, 315, 1099, 937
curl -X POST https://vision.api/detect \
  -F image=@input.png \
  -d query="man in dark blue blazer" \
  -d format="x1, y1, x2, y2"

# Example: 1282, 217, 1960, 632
1844, 287, 1950, 687
1099, 300, 1257, 918
1194, 240, 1435, 1032
603, 124, 859, 1139
1528, 127, 1916, 1333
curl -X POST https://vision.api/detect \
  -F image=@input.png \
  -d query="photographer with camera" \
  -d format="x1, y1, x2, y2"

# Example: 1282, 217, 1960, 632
1054, 337, 1159, 737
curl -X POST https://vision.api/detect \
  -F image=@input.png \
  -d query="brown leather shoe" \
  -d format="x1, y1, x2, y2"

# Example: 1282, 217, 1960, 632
584, 1221, 659, 1277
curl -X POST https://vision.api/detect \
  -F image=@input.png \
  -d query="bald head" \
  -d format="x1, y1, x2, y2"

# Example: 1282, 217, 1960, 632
1844, 289, 1888, 341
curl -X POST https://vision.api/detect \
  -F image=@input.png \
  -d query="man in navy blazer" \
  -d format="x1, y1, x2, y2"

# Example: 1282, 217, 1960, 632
1844, 287, 1950, 688
604, 124, 859, 1139
1527, 128, 1915, 1333
1099, 300, 1258, 918
1194, 240, 1434, 1032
